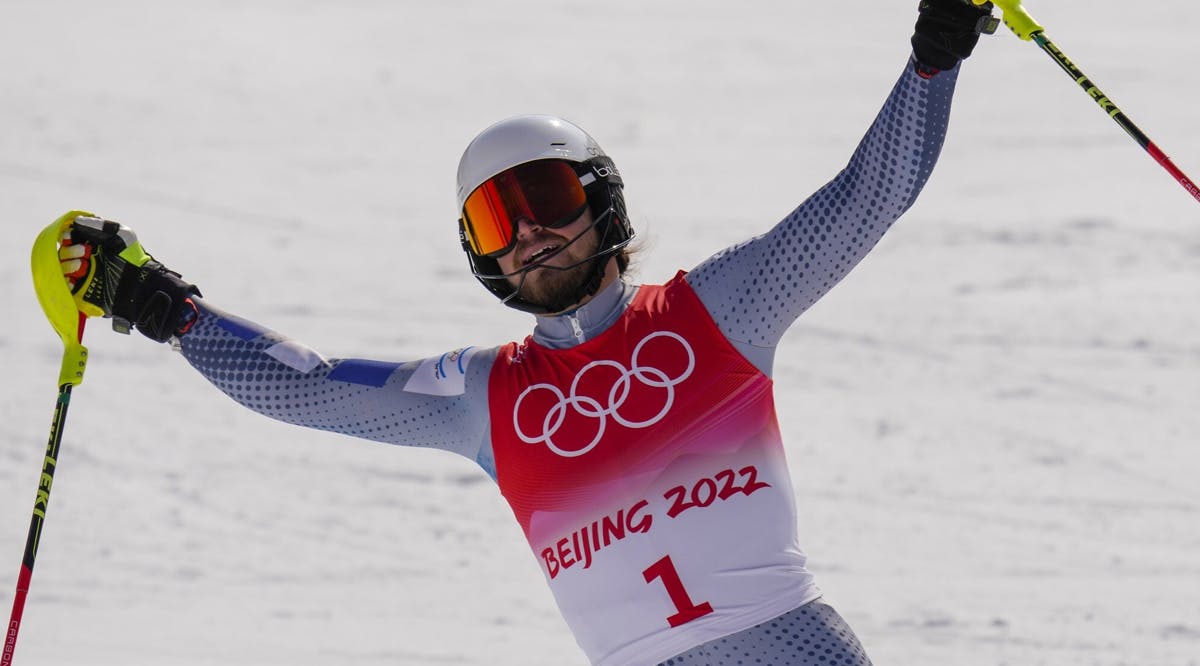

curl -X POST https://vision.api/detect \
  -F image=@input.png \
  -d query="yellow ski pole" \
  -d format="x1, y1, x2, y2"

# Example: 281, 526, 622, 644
3, 212, 94, 666
977, 0, 1200, 204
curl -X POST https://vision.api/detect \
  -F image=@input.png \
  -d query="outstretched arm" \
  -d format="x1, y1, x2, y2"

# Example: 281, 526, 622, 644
686, 0, 993, 362
59, 216, 499, 473
176, 301, 499, 473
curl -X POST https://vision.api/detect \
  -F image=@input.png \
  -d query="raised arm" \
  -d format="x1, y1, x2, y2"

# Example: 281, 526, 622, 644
686, 59, 958, 348
686, 0, 994, 358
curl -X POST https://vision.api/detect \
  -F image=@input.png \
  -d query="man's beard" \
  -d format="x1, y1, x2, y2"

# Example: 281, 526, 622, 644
517, 258, 596, 314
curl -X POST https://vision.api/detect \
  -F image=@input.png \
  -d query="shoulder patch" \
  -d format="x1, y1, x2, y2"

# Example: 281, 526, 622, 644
402, 346, 480, 396
265, 339, 329, 373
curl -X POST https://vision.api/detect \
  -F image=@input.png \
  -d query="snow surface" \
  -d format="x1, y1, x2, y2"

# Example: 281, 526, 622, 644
2, 1, 1198, 664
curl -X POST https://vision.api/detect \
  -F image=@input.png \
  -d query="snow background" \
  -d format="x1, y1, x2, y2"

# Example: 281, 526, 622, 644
2, 1, 1198, 664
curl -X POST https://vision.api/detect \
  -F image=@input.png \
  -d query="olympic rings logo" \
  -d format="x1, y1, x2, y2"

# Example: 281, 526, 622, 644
513, 331, 695, 458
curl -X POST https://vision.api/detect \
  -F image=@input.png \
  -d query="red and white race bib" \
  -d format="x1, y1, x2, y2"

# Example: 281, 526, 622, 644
489, 273, 818, 665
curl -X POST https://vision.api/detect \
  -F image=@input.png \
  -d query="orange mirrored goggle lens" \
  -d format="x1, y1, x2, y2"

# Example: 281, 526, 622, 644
462, 160, 588, 257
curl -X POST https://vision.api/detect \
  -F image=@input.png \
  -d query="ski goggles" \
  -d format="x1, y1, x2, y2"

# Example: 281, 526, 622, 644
461, 160, 591, 258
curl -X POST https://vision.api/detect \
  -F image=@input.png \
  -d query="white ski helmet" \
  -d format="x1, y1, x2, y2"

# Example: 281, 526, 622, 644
455, 114, 633, 314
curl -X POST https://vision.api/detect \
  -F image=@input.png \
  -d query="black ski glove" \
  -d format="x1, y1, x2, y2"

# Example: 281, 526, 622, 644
64, 216, 201, 342
912, 0, 999, 71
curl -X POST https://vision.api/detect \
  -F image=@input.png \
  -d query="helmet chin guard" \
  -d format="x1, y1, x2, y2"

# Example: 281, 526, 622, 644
456, 115, 634, 315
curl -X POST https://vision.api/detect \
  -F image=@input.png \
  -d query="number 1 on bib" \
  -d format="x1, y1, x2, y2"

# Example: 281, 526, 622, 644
642, 555, 714, 628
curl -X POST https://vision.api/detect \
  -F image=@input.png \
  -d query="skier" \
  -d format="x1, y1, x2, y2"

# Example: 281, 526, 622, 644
58, 1, 995, 663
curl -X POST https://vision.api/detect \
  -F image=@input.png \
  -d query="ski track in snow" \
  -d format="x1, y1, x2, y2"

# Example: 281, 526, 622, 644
2, 2, 1198, 665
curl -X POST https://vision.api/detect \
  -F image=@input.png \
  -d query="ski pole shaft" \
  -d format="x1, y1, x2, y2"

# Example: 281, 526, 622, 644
3, 375, 79, 666
1029, 33, 1200, 204
980, 0, 1200, 204
5, 213, 95, 665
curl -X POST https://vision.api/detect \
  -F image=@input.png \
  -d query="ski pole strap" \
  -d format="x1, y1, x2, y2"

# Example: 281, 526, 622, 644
31, 211, 92, 387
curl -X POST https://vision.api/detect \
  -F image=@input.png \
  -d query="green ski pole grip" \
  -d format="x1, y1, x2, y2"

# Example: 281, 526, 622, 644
31, 211, 92, 387
975, 0, 1044, 40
